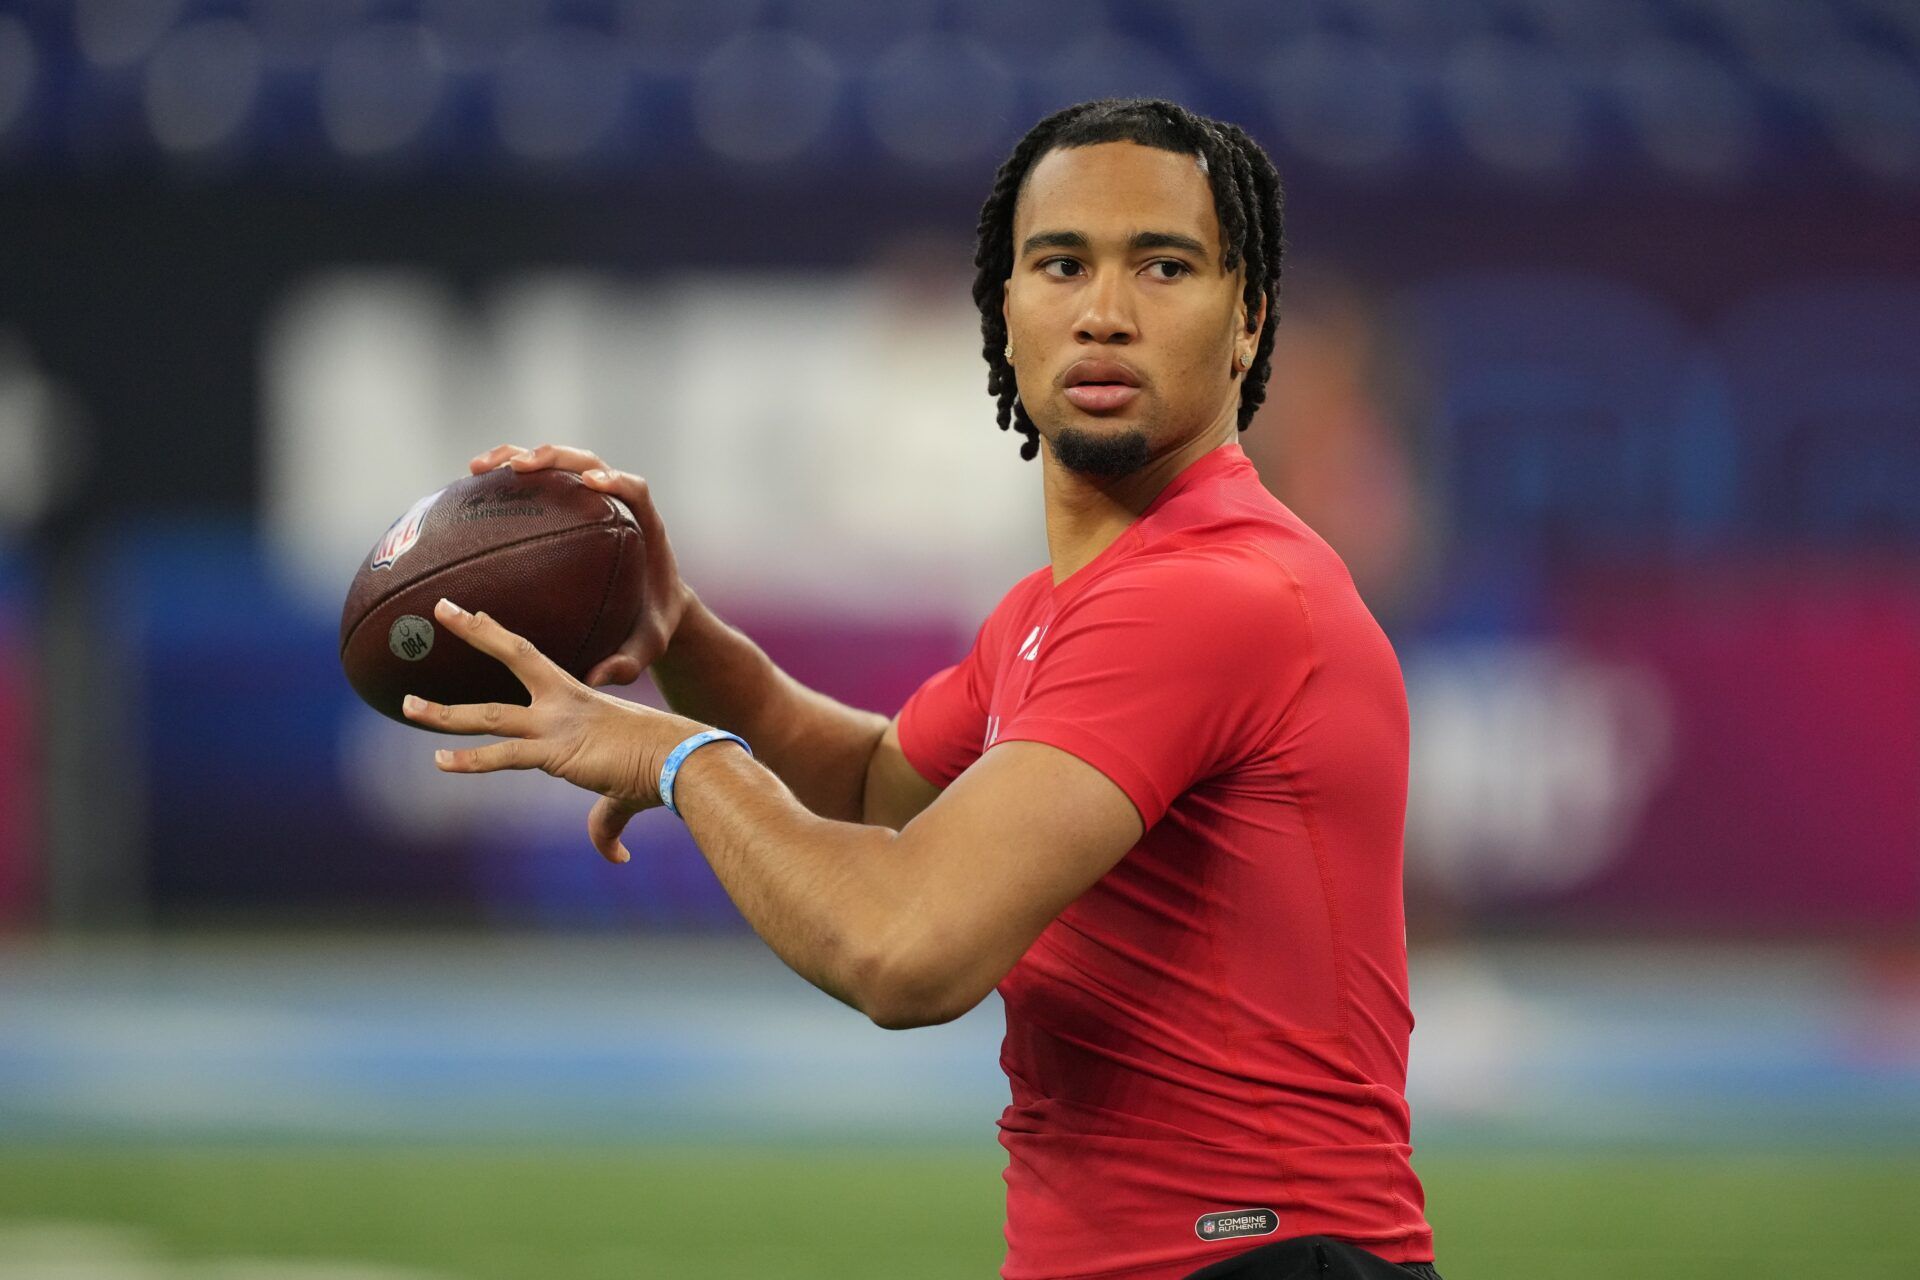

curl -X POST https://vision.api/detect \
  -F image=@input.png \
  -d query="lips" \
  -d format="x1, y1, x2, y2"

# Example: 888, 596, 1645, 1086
1062, 359, 1143, 414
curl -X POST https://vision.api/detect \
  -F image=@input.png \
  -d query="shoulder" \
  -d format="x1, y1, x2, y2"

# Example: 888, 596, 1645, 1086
1066, 544, 1307, 640
971, 565, 1052, 644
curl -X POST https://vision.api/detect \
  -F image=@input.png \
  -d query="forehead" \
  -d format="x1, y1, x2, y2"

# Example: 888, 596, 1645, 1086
1015, 141, 1221, 253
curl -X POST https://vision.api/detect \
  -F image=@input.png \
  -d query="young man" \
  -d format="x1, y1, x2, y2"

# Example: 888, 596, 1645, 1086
406, 99, 1439, 1280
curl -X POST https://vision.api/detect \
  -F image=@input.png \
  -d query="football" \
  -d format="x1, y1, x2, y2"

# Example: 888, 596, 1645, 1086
340, 467, 644, 723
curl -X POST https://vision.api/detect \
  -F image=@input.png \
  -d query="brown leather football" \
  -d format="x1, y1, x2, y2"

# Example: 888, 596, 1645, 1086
341, 467, 644, 723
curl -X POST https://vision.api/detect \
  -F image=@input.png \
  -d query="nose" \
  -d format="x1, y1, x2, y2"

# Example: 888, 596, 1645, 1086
1074, 268, 1136, 346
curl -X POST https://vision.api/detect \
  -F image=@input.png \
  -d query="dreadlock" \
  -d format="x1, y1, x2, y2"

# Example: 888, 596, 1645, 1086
972, 99, 1287, 461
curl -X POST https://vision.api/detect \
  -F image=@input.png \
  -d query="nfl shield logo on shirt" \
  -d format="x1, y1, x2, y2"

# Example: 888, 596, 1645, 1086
1195, 1208, 1279, 1241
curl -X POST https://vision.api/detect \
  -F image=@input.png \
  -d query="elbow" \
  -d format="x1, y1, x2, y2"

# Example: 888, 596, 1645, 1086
852, 945, 983, 1032
866, 1002, 957, 1033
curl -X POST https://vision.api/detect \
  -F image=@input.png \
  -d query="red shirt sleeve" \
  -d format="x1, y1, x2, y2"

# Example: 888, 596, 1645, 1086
996, 549, 1312, 830
895, 614, 995, 789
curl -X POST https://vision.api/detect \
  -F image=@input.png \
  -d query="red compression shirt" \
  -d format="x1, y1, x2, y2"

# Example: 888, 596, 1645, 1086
897, 442, 1432, 1279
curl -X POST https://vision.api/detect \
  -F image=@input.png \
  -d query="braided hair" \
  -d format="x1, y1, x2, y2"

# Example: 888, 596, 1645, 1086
972, 99, 1286, 461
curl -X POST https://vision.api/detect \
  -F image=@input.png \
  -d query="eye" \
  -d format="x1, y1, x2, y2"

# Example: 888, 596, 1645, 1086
1143, 259, 1192, 280
1039, 257, 1085, 278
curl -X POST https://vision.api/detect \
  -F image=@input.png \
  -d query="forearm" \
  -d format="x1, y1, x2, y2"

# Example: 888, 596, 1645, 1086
650, 589, 888, 823
669, 742, 931, 1025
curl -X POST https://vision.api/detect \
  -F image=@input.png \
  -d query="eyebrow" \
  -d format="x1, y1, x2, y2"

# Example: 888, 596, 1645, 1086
1019, 229, 1211, 259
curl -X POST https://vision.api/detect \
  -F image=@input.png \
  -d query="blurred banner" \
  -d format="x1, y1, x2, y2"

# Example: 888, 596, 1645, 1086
72, 251, 1920, 935
1, 0, 1916, 935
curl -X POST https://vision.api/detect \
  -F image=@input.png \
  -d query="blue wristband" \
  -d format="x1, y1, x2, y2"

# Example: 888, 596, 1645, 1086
659, 729, 752, 818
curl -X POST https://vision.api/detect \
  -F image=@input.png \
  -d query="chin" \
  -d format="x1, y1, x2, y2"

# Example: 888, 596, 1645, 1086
1051, 424, 1153, 477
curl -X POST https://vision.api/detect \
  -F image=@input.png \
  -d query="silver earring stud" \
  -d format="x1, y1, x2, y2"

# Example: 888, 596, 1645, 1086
1004, 342, 1014, 361
1236, 351, 1251, 370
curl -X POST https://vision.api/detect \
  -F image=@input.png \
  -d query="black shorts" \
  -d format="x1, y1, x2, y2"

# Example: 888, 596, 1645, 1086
1182, 1235, 1444, 1279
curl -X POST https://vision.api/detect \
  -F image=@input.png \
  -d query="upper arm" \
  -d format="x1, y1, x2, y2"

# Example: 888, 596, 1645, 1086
867, 738, 1144, 1028
862, 716, 942, 830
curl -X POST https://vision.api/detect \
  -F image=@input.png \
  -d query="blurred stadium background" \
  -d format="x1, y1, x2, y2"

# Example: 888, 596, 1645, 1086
2, 0, 1918, 1275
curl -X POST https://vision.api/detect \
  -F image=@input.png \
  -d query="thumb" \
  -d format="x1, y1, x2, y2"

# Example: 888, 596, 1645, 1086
586, 652, 644, 688
587, 794, 641, 864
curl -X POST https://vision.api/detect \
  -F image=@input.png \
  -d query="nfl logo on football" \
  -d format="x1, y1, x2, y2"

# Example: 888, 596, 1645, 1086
371, 489, 444, 570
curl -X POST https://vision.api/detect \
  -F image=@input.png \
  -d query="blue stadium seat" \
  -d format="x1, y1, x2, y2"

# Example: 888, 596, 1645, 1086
7, 0, 1918, 178
1714, 278, 1920, 546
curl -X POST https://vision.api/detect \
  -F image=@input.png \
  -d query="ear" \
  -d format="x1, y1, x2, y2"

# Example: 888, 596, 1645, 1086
1242, 287, 1269, 338
1234, 287, 1269, 374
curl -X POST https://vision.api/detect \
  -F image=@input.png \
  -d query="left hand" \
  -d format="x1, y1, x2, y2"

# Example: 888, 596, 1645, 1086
402, 598, 702, 864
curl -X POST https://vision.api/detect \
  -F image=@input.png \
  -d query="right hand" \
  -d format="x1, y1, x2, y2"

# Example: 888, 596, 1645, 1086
470, 442, 692, 688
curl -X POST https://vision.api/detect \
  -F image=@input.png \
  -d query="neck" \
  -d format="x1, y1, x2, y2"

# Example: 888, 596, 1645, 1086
1041, 419, 1235, 586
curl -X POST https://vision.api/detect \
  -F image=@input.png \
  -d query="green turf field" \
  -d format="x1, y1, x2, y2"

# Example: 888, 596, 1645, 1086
0, 1146, 1914, 1278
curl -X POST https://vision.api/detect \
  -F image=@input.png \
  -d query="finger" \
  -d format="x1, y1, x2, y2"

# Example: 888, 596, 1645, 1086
402, 694, 533, 737
469, 443, 530, 474
584, 651, 643, 689
508, 444, 609, 475
434, 598, 562, 694
581, 469, 662, 536
588, 793, 641, 864
435, 738, 544, 774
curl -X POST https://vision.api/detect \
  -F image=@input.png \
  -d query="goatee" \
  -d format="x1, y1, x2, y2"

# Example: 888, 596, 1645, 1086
1053, 426, 1151, 477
